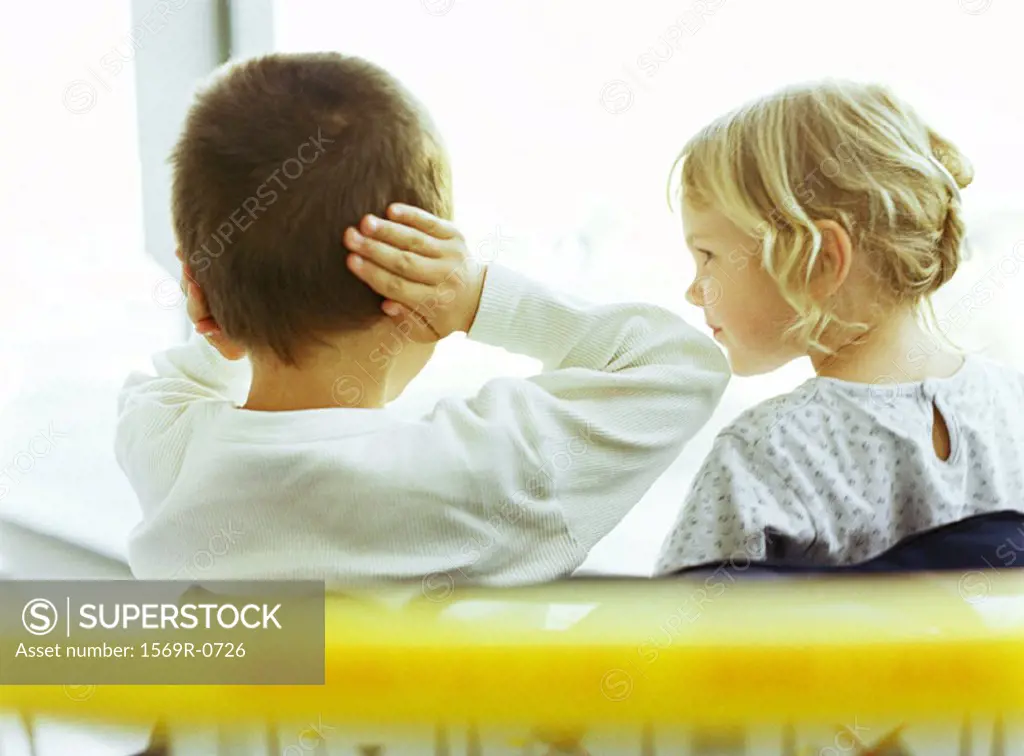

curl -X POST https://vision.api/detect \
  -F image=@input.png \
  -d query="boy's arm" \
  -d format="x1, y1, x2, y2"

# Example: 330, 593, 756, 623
424, 263, 731, 566
120, 331, 252, 408
344, 205, 731, 578
116, 255, 250, 464
114, 333, 251, 500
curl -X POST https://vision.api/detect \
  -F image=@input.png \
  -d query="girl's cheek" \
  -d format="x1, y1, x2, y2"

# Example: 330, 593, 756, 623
700, 276, 726, 308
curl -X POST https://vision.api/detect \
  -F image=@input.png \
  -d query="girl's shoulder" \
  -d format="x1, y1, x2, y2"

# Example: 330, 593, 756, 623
964, 354, 1024, 395
720, 354, 1024, 453
717, 380, 831, 449
716, 369, 932, 446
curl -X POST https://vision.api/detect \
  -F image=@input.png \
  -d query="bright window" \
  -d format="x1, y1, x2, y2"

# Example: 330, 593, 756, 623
2, 0, 1022, 575
0, 1, 180, 558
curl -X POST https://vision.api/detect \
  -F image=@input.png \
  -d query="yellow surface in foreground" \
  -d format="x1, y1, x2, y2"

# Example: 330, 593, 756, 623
1, 572, 1023, 728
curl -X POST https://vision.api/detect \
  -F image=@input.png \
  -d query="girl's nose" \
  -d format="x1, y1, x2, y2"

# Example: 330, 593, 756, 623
685, 277, 702, 307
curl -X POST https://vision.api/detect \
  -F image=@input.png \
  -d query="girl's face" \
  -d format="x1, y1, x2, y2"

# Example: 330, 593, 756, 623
682, 200, 806, 376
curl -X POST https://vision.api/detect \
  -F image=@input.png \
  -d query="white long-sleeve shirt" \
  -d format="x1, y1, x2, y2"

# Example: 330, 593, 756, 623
116, 264, 729, 587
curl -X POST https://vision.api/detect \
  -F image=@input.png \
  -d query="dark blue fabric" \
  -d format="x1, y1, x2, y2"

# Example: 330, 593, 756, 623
666, 510, 1024, 577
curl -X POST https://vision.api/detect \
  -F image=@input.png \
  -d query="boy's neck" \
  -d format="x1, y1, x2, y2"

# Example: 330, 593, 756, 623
810, 309, 964, 384
243, 345, 390, 412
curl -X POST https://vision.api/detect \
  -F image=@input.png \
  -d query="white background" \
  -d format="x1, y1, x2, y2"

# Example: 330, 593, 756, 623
2, 0, 1023, 576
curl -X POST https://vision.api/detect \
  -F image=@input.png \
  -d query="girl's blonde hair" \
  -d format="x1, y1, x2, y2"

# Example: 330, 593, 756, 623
673, 79, 973, 352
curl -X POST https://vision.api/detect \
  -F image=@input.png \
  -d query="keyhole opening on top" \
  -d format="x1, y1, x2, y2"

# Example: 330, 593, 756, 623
932, 401, 951, 462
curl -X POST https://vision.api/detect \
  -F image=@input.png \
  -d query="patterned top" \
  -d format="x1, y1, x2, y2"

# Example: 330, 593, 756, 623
656, 355, 1024, 573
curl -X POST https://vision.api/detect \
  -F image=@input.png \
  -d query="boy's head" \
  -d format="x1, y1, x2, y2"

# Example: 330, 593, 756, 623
172, 52, 452, 370
672, 79, 972, 376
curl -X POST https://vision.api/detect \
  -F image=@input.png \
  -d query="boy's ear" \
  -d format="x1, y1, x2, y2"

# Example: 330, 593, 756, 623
810, 220, 853, 300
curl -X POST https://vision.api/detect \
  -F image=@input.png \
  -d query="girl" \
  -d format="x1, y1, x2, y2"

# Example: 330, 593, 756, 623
656, 79, 1024, 573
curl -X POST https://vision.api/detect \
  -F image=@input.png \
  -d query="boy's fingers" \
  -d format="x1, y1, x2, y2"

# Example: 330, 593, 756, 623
347, 253, 442, 310
356, 215, 444, 258
344, 230, 449, 284
387, 204, 460, 240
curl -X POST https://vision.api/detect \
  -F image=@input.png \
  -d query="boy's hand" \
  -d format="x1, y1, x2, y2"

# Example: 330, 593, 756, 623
343, 204, 486, 341
176, 249, 247, 361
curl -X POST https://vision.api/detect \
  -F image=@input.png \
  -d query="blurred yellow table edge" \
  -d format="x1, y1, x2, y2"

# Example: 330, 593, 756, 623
1, 573, 1022, 728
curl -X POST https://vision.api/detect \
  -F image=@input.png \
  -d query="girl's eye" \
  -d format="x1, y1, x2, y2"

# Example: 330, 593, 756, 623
699, 249, 714, 263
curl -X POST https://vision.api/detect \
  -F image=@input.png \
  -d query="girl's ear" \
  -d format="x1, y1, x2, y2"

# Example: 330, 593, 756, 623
811, 220, 853, 300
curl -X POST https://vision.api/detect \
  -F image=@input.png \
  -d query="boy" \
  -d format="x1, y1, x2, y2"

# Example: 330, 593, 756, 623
115, 52, 729, 587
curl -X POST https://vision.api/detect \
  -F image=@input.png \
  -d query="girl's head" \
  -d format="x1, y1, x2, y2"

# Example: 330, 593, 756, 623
674, 80, 973, 376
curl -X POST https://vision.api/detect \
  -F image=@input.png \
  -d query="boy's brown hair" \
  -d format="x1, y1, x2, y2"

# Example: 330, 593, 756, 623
172, 52, 453, 365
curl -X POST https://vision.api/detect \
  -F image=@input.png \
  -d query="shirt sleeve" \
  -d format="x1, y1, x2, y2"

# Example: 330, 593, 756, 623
114, 333, 251, 505
412, 263, 731, 577
116, 263, 732, 585
654, 431, 818, 574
